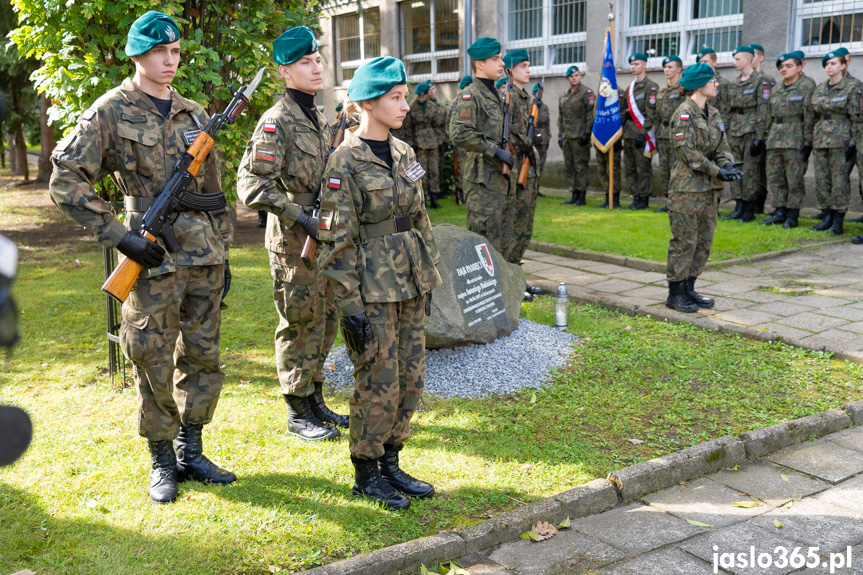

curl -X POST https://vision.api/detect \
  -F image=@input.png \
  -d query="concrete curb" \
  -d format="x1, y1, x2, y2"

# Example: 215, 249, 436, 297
739, 408, 852, 459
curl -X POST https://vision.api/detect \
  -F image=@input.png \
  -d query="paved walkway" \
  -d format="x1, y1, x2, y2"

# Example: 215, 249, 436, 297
523, 243, 863, 362
457, 426, 863, 574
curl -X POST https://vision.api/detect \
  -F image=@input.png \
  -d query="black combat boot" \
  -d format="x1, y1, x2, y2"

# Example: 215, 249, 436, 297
665, 281, 698, 313
816, 209, 831, 220
526, 284, 544, 295
684, 277, 714, 308
739, 200, 756, 223
720, 200, 743, 220
175, 424, 237, 484
351, 455, 411, 510
147, 439, 178, 503
829, 211, 845, 235
848, 214, 863, 223
283, 394, 341, 441
810, 210, 834, 231
257, 210, 267, 228
427, 194, 442, 209
597, 193, 621, 209
379, 444, 435, 498
574, 190, 587, 206
562, 190, 578, 205
653, 205, 668, 213
638, 196, 650, 210
755, 196, 766, 214
852, 234, 863, 244
760, 207, 787, 225
627, 196, 641, 210
783, 209, 800, 229
308, 380, 349, 429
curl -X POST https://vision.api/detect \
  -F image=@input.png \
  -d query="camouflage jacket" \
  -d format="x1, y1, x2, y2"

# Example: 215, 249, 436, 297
725, 72, 771, 139
237, 94, 332, 274
760, 71, 777, 89
536, 102, 551, 148
708, 75, 732, 118
800, 73, 817, 92
669, 97, 735, 193
765, 77, 814, 150
510, 85, 537, 155
557, 84, 595, 139
316, 128, 442, 316
621, 77, 659, 139
431, 98, 450, 146
655, 81, 683, 140
811, 76, 859, 149
408, 98, 445, 150
449, 80, 509, 190
49, 78, 231, 279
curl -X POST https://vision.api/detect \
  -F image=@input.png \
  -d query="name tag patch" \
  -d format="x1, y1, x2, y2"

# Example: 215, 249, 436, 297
789, 95, 804, 101
743, 89, 755, 95
405, 162, 426, 182
717, 122, 725, 131
832, 96, 847, 102
669, 94, 680, 99
183, 130, 201, 146
82, 109, 96, 121
328, 177, 342, 189
263, 122, 277, 133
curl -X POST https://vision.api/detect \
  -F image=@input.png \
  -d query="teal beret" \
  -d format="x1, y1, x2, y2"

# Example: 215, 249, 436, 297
750, 44, 765, 53
503, 49, 529, 68
776, 52, 801, 68
662, 55, 682, 66
733, 45, 754, 56
696, 47, 715, 61
532, 82, 541, 95
459, 75, 473, 89
629, 52, 648, 63
347, 56, 407, 102
415, 81, 430, 95
495, 77, 507, 89
125, 11, 181, 58
834, 47, 850, 58
789, 50, 806, 61
467, 37, 501, 60
680, 63, 716, 91
822, 49, 848, 67
273, 26, 318, 66
335, 101, 344, 113
565, 65, 579, 78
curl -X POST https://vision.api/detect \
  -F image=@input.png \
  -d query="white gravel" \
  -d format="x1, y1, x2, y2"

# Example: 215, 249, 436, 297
322, 319, 577, 397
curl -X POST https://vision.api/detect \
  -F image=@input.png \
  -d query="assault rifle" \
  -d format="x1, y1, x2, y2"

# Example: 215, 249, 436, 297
518, 79, 543, 189
501, 69, 515, 178
102, 67, 266, 303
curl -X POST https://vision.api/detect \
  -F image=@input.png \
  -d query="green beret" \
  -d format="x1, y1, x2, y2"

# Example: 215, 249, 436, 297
662, 55, 682, 66
347, 56, 407, 102
822, 50, 847, 67
125, 11, 181, 58
776, 52, 801, 68
696, 47, 715, 61
467, 37, 501, 60
335, 101, 344, 113
834, 47, 850, 58
532, 82, 541, 95
495, 77, 507, 89
273, 26, 318, 66
680, 63, 716, 91
629, 52, 648, 63
414, 81, 430, 95
733, 45, 754, 56
503, 49, 529, 68
459, 75, 473, 89
789, 50, 806, 61
565, 65, 579, 78
750, 44, 765, 53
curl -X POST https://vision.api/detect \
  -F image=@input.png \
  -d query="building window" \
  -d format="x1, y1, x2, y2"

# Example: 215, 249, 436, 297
794, 0, 863, 54
400, 0, 461, 82
335, 8, 381, 85
622, 0, 743, 68
503, 0, 587, 75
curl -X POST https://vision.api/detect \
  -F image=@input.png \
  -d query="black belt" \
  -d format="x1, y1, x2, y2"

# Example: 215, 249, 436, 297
360, 214, 412, 241
730, 106, 757, 114
819, 113, 848, 120
773, 116, 804, 124
124, 193, 228, 213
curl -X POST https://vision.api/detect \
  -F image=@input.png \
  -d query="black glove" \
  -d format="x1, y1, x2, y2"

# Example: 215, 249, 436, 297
847, 144, 858, 163
295, 210, 318, 238
341, 313, 372, 355
579, 133, 590, 146
116, 231, 166, 269
425, 292, 432, 316
798, 143, 812, 162
634, 133, 646, 149
558, 135, 563, 148
749, 139, 764, 157
494, 147, 514, 167
717, 162, 744, 182
223, 260, 231, 299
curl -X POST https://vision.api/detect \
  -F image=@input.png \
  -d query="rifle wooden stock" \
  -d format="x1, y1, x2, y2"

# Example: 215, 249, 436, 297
300, 232, 316, 270
101, 231, 156, 302
517, 102, 541, 187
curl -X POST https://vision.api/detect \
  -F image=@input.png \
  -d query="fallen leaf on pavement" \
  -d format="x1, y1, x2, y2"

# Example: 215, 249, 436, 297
731, 501, 761, 508
686, 519, 712, 527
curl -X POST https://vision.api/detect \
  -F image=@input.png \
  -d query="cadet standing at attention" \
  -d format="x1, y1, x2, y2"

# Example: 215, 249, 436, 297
49, 11, 236, 503
317, 56, 441, 510
721, 45, 769, 223
695, 48, 731, 116
808, 50, 859, 235
665, 64, 741, 314
534, 83, 552, 178
429, 82, 451, 201
654, 55, 684, 213
451, 75, 474, 194
751, 44, 776, 214
760, 52, 813, 228
408, 81, 444, 208
237, 27, 348, 442
559, 65, 595, 206
621, 53, 659, 210
449, 38, 513, 254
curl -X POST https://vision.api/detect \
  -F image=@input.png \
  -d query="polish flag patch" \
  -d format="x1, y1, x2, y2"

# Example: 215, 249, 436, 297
328, 177, 341, 189
462, 94, 472, 100
680, 113, 690, 121
263, 122, 277, 133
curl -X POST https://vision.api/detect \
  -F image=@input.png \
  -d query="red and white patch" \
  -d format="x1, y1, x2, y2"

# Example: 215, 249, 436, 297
263, 122, 277, 133
588, 97, 595, 105
680, 113, 690, 121
762, 89, 770, 100
649, 96, 656, 104
328, 177, 341, 189
255, 151, 275, 162
462, 94, 472, 100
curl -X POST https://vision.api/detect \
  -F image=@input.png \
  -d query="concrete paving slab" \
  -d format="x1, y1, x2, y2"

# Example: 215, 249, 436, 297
790, 543, 863, 574
751, 323, 813, 342
709, 462, 829, 507
710, 297, 756, 312
724, 265, 770, 278
679, 521, 803, 575
824, 427, 863, 453
617, 285, 669, 300
814, 474, 863, 511
776, 313, 849, 333
767, 440, 863, 483
520, 260, 560, 274
733, 291, 794, 304
488, 529, 626, 575
805, 264, 856, 275
817, 286, 863, 299
644, 478, 773, 528
596, 547, 716, 575
713, 309, 782, 327
607, 269, 667, 284
570, 503, 705, 555
786, 295, 853, 309
751, 497, 863, 554
835, 321, 863, 335
748, 302, 815, 317
577, 262, 632, 275
457, 551, 518, 575
586, 279, 645, 294
797, 329, 863, 352
818, 306, 863, 322
530, 267, 599, 283
699, 270, 747, 283
698, 281, 763, 296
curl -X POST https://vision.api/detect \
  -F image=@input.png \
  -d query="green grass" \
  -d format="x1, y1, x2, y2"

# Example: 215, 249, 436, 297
428, 194, 859, 262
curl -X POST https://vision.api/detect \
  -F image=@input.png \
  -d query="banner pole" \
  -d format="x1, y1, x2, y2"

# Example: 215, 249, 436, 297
609, 151, 613, 209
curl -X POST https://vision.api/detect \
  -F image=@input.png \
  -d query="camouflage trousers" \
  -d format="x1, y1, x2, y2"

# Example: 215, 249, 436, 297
120, 265, 225, 440
270, 251, 338, 397
657, 138, 674, 196
537, 144, 549, 176
416, 147, 440, 199
767, 148, 807, 210
728, 133, 760, 201
464, 180, 512, 255
345, 297, 426, 459
596, 145, 622, 195
666, 191, 719, 282
757, 147, 768, 202
562, 138, 590, 193
851, 153, 863, 203
505, 157, 539, 264
623, 138, 654, 198
814, 147, 850, 213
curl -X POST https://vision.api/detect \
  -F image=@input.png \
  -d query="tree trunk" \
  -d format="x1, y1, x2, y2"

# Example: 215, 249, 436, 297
13, 127, 28, 181
8, 134, 17, 174
0, 135, 6, 169
37, 95, 54, 182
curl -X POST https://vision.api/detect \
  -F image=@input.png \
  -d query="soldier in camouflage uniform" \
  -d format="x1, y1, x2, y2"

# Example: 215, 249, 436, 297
449, 38, 514, 254
621, 53, 659, 210
559, 65, 595, 206
835, 47, 863, 224
752, 44, 777, 214
533, 82, 551, 177
49, 11, 235, 503
808, 50, 859, 235
237, 27, 347, 443
760, 52, 814, 228
316, 57, 441, 511
429, 82, 451, 199
654, 55, 684, 213
409, 81, 445, 208
665, 63, 740, 314
720, 45, 770, 223
696, 48, 731, 117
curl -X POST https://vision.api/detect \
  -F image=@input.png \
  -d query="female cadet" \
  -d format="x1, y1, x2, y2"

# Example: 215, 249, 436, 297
316, 57, 441, 510
808, 50, 859, 235
760, 53, 814, 228
665, 63, 741, 314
